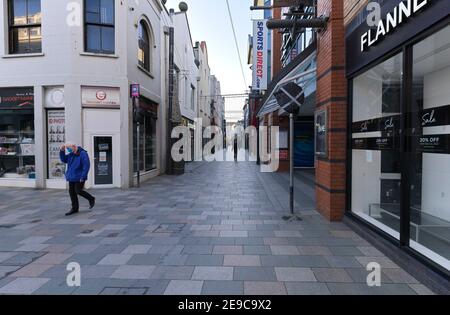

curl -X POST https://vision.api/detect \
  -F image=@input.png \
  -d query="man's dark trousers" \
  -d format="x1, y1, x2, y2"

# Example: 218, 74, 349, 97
69, 182, 94, 211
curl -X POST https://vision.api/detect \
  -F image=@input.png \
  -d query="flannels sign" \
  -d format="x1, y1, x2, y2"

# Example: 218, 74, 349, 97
252, 20, 268, 91
361, 0, 430, 52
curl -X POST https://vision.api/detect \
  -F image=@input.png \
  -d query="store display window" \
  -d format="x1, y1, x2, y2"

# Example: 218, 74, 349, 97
0, 87, 35, 179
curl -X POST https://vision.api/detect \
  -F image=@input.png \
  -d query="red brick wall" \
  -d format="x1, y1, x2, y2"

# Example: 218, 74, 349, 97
271, 7, 283, 77
315, 0, 347, 221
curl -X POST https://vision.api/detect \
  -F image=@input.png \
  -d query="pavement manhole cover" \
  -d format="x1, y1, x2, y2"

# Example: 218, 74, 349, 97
152, 223, 186, 233
100, 287, 148, 295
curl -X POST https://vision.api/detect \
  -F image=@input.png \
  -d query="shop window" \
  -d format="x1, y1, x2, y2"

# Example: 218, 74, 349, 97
133, 101, 157, 174
191, 85, 195, 111
138, 20, 152, 72
84, 0, 115, 54
0, 88, 35, 179
409, 24, 450, 267
351, 53, 403, 239
8, 0, 42, 54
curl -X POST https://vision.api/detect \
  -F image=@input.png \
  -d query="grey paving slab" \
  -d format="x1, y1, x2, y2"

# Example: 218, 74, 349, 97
182, 245, 213, 255
233, 267, 277, 281
290, 256, 330, 268
33, 278, 77, 295
244, 281, 287, 295
192, 267, 234, 281
111, 265, 156, 280
79, 265, 119, 279
0, 161, 434, 295
0, 265, 21, 278
328, 246, 364, 256
213, 246, 243, 255
275, 267, 317, 282
202, 280, 243, 295
185, 255, 224, 266
159, 255, 188, 266
298, 246, 332, 256
345, 268, 392, 284
260, 255, 293, 267
324, 256, 362, 268
223, 255, 261, 267
285, 282, 331, 295
382, 268, 420, 284
243, 246, 272, 255
127, 254, 162, 266
121, 245, 152, 254
164, 280, 203, 295
312, 268, 354, 283
0, 277, 50, 294
150, 266, 194, 280
98, 254, 133, 266
270, 245, 300, 256
10, 264, 54, 278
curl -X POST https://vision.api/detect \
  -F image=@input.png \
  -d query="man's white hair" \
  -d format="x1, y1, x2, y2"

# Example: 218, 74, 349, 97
65, 141, 77, 147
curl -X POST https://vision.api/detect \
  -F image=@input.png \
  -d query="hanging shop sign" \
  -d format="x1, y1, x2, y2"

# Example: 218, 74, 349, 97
47, 110, 66, 179
360, 0, 430, 52
315, 110, 328, 157
252, 19, 268, 91
0, 87, 34, 109
82, 86, 120, 108
130, 84, 140, 98
45, 87, 65, 108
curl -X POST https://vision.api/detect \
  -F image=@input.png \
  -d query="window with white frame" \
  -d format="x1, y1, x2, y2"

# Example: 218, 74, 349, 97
8, 0, 42, 54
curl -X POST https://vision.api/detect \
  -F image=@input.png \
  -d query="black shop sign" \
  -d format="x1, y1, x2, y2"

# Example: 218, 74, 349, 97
417, 135, 450, 154
0, 87, 34, 110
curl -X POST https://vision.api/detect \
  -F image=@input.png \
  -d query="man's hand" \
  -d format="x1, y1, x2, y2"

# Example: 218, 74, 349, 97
60, 145, 66, 151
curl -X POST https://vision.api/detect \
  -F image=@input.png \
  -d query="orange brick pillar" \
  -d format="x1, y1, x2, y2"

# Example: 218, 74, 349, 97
315, 0, 347, 221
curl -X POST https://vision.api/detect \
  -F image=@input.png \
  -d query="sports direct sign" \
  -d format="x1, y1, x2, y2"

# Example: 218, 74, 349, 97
252, 20, 268, 91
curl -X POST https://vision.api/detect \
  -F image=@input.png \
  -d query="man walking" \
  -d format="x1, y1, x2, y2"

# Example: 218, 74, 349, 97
233, 135, 238, 162
60, 142, 95, 216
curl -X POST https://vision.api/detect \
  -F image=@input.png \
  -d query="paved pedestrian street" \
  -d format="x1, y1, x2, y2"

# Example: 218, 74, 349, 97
0, 161, 434, 295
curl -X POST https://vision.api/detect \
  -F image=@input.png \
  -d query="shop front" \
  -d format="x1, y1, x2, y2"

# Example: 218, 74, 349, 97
133, 96, 158, 182
0, 87, 35, 186
82, 86, 122, 189
346, 0, 450, 274
257, 42, 317, 172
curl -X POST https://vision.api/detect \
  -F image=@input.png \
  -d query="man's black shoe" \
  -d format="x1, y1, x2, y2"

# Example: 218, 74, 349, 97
65, 209, 79, 216
89, 198, 96, 210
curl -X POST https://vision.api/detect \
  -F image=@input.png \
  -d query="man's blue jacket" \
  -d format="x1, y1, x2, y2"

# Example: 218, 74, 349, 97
59, 147, 91, 182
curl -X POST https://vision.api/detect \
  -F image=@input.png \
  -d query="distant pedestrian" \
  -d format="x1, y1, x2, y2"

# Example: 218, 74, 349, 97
233, 136, 238, 161
60, 142, 95, 216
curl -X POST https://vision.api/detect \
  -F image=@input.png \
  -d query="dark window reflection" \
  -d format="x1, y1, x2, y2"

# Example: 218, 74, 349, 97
8, 0, 41, 54
85, 0, 115, 54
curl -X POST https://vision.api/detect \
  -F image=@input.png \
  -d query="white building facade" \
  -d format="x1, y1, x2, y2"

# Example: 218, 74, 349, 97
193, 41, 211, 129
0, 0, 167, 189
172, 10, 198, 161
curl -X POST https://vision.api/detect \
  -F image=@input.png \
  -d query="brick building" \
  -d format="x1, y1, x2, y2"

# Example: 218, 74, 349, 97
253, 0, 449, 286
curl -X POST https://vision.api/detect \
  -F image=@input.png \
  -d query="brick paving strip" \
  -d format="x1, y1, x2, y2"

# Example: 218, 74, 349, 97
0, 161, 435, 295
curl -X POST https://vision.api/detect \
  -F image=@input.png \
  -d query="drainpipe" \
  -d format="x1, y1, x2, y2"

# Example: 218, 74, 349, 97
167, 26, 175, 175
